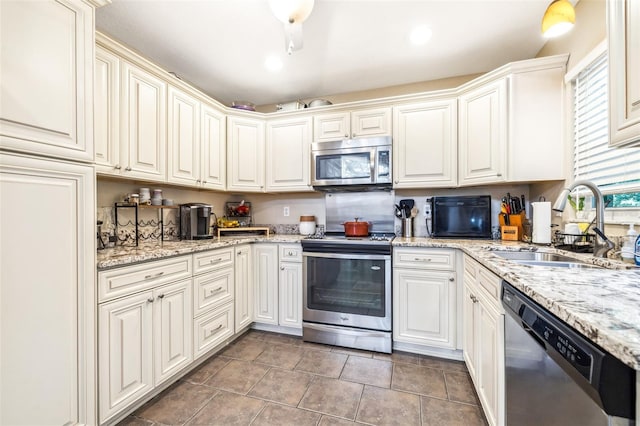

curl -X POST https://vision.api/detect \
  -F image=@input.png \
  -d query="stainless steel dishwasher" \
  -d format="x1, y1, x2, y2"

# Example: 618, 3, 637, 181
502, 281, 636, 426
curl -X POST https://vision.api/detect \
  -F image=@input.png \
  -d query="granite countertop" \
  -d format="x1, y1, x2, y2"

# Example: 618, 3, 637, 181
394, 237, 640, 369
97, 234, 640, 369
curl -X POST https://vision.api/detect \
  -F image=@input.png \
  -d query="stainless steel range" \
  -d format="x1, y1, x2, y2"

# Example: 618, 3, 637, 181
302, 191, 394, 353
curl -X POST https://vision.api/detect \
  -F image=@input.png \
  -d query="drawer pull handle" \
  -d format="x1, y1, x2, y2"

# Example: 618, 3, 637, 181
414, 257, 431, 261
145, 271, 164, 279
210, 286, 224, 295
288, 251, 294, 256
209, 324, 223, 336
209, 258, 224, 264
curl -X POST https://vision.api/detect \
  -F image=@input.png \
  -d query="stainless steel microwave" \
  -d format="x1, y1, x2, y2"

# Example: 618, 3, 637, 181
311, 136, 392, 188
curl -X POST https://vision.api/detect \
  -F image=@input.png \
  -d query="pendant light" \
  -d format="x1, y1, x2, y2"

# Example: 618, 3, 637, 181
541, 0, 576, 38
269, 0, 315, 54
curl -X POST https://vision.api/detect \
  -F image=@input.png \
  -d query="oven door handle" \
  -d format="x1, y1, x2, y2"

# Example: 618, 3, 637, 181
303, 251, 390, 261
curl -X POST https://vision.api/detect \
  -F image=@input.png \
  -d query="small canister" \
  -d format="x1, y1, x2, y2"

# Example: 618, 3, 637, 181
401, 218, 413, 238
299, 215, 316, 235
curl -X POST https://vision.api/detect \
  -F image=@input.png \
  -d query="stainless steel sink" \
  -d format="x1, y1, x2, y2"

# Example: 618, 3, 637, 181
492, 250, 603, 269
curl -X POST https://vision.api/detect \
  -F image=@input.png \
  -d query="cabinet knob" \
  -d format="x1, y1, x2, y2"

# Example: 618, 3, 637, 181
280, 266, 285, 270
114, 164, 121, 170
394, 180, 399, 184
157, 294, 165, 299
125, 166, 132, 171
449, 277, 455, 282
470, 294, 478, 303
344, 134, 349, 138
147, 297, 154, 303
196, 179, 201, 183
203, 180, 207, 184
237, 250, 242, 255
352, 133, 356, 138
496, 173, 502, 177
288, 251, 294, 255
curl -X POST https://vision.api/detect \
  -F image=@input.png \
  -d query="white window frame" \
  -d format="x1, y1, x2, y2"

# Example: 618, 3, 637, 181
565, 41, 640, 225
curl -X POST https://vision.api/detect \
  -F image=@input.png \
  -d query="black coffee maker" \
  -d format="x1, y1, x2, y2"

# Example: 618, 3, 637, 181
179, 203, 214, 239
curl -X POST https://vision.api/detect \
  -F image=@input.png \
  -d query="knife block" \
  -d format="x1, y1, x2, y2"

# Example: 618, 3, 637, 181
499, 212, 525, 241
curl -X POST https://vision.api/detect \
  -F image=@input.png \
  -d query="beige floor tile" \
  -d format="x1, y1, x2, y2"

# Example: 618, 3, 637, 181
254, 343, 305, 370
299, 340, 333, 352
221, 338, 268, 361
117, 416, 155, 426
391, 363, 448, 399
205, 359, 269, 394
186, 391, 265, 425
261, 332, 303, 346
421, 397, 486, 426
420, 356, 468, 373
340, 356, 392, 388
134, 381, 217, 425
295, 349, 348, 378
244, 329, 269, 340
182, 355, 231, 385
318, 415, 359, 425
248, 368, 313, 406
299, 376, 363, 420
444, 371, 479, 405
251, 403, 321, 426
356, 385, 421, 426
331, 346, 373, 358
373, 350, 422, 365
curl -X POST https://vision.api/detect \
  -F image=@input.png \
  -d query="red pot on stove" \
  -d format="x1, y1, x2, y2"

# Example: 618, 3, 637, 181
343, 218, 370, 237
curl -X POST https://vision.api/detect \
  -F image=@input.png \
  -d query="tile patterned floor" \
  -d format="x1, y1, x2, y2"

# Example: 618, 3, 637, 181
119, 330, 487, 426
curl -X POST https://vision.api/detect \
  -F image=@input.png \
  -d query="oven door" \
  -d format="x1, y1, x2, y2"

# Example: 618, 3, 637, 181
303, 251, 391, 331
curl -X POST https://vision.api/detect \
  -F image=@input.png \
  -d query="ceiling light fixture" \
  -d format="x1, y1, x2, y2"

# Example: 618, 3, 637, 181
541, 0, 575, 38
268, 0, 315, 55
409, 25, 432, 46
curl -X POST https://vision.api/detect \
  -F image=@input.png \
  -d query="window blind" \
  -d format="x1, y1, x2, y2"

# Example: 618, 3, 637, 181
573, 52, 640, 193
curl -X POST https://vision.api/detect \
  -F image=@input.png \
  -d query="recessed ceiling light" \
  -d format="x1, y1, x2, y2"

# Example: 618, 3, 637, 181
265, 55, 283, 72
409, 25, 432, 46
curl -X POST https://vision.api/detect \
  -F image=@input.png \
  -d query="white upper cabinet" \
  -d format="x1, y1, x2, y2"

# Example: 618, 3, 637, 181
95, 46, 121, 174
608, 0, 640, 147
0, 0, 94, 162
121, 62, 167, 181
227, 115, 265, 192
168, 86, 200, 186
458, 79, 507, 186
313, 107, 391, 142
201, 102, 227, 190
458, 56, 567, 186
266, 116, 313, 192
393, 98, 457, 188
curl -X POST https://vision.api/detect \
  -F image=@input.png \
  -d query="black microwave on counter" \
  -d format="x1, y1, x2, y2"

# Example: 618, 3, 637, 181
430, 195, 492, 239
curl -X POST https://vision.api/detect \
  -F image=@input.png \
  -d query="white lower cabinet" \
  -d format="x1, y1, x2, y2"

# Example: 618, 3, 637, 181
235, 245, 254, 331
253, 243, 303, 331
463, 255, 505, 426
393, 248, 457, 351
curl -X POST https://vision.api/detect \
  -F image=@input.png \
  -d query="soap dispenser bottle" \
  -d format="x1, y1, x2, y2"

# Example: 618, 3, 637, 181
621, 223, 638, 263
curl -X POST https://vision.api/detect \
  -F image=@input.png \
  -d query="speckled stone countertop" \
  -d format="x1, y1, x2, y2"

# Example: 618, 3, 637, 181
393, 237, 640, 369
96, 235, 305, 270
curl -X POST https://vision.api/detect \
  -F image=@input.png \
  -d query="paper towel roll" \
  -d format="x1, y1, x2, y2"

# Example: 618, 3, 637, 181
531, 202, 551, 244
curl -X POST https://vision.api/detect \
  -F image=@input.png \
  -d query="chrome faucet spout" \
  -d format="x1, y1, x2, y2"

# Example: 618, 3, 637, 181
552, 180, 608, 257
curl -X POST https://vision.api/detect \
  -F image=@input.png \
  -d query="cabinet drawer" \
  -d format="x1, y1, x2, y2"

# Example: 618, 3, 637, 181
393, 248, 455, 270
193, 302, 234, 360
193, 248, 234, 274
98, 256, 192, 302
477, 266, 501, 303
193, 267, 234, 317
463, 255, 478, 280
280, 244, 302, 263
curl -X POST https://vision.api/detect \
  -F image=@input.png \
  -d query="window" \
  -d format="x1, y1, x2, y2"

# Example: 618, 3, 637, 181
572, 51, 640, 210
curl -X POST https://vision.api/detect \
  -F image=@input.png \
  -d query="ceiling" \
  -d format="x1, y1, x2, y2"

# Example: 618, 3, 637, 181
96, 0, 553, 108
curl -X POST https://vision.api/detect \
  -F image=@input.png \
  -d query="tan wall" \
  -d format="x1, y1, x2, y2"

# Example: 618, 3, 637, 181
255, 74, 480, 113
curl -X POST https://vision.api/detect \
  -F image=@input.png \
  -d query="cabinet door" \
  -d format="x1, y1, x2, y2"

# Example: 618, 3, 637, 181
0, 0, 93, 162
266, 116, 313, 192
95, 46, 121, 175
235, 246, 254, 331
1, 153, 95, 426
253, 245, 279, 325
153, 279, 193, 386
393, 99, 457, 188
476, 294, 504, 426
393, 268, 456, 349
99, 291, 154, 424
458, 79, 507, 185
227, 115, 265, 191
313, 112, 350, 142
168, 86, 200, 185
121, 62, 167, 181
279, 262, 303, 328
351, 107, 391, 138
462, 282, 478, 380
201, 103, 227, 190
608, 0, 640, 147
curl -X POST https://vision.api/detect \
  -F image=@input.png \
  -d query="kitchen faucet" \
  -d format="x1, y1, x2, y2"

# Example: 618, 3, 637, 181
552, 180, 614, 258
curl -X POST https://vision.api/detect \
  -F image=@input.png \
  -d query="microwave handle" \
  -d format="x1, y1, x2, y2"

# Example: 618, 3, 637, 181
370, 148, 377, 184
